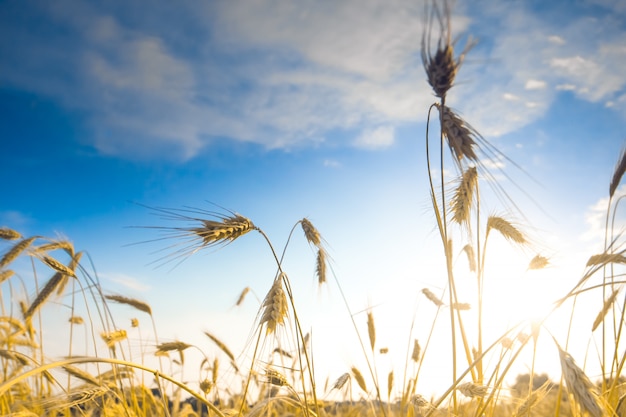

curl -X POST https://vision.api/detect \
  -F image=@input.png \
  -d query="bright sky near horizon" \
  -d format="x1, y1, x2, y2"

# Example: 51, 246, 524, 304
1, 0, 626, 401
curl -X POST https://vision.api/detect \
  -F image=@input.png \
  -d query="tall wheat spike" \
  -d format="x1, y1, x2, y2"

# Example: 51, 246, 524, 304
367, 311, 376, 351
591, 288, 620, 331
259, 274, 288, 335
421, 0, 474, 99
451, 167, 478, 227
437, 104, 479, 163
0, 269, 14, 284
610, 146, 626, 198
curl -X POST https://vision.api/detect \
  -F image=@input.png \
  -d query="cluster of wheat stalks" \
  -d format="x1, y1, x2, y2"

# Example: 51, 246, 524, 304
2, 1, 626, 416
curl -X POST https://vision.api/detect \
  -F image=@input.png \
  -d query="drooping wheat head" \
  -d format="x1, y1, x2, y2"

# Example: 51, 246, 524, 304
235, 286, 251, 306
301, 218, 322, 247
265, 368, 289, 387
528, 254, 549, 270
556, 343, 604, 417
332, 372, 350, 390
586, 252, 626, 267
513, 380, 552, 417
204, 331, 236, 364
101, 329, 128, 349
437, 104, 479, 164
23, 272, 65, 319
486, 215, 526, 245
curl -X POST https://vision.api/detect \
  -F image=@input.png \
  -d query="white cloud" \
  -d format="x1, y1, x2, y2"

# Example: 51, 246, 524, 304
353, 126, 395, 149
101, 272, 151, 292
525, 79, 547, 90
548, 35, 566, 45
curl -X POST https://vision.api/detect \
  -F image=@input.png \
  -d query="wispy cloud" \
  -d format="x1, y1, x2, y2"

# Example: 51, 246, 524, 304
0, 0, 624, 160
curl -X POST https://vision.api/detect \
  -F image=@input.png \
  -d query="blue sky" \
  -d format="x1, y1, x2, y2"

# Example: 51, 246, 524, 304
1, 0, 626, 399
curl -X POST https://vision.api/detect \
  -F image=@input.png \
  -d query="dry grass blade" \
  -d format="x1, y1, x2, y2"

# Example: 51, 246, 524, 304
105, 294, 152, 315
0, 227, 21, 240
451, 167, 478, 225
610, 146, 626, 198
412, 339, 421, 363
367, 311, 376, 351
528, 254, 549, 270
24, 272, 64, 319
301, 218, 322, 247
586, 252, 626, 267
316, 248, 326, 285
204, 331, 236, 363
235, 286, 250, 306
351, 366, 367, 393
0, 236, 37, 268
487, 216, 526, 245
555, 342, 603, 417
591, 288, 620, 331
260, 274, 288, 335
462, 244, 476, 272
422, 288, 444, 307
457, 382, 488, 398
332, 373, 350, 390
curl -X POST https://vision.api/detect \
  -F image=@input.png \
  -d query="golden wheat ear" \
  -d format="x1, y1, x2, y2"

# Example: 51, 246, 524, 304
131, 203, 256, 268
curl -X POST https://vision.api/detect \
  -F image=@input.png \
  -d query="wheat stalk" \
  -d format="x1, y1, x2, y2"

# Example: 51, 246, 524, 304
105, 294, 152, 315
259, 274, 288, 335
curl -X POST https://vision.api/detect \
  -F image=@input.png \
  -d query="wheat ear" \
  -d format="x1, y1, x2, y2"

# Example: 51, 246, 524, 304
0, 236, 37, 268
451, 166, 478, 226
487, 215, 526, 245
610, 146, 626, 198
331, 373, 350, 390
259, 274, 288, 335
351, 366, 367, 393
591, 288, 620, 331
457, 382, 488, 398
555, 342, 603, 417
24, 272, 65, 319
204, 331, 236, 363
105, 294, 152, 315
0, 227, 21, 240
367, 310, 376, 351
528, 254, 549, 270
422, 288, 444, 307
